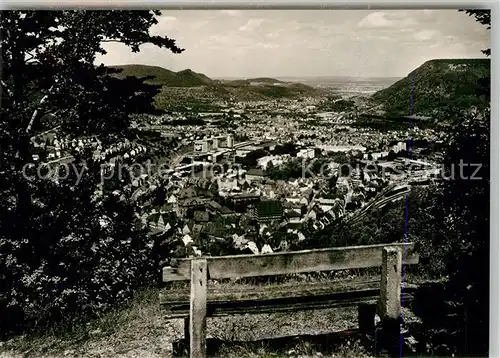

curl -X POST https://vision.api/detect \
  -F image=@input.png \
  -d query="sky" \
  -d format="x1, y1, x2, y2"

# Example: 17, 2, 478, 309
96, 10, 490, 78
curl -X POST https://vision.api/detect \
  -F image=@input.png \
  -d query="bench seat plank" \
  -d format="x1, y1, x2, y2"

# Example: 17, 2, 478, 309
160, 279, 416, 318
161, 291, 415, 318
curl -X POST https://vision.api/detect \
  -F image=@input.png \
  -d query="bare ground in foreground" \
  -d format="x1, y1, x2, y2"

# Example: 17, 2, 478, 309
0, 285, 394, 358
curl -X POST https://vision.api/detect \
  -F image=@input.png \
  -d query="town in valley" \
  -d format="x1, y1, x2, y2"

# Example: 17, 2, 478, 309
31, 71, 452, 258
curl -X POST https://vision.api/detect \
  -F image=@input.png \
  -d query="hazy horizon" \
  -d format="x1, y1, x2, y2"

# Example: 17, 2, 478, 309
96, 9, 489, 78
214, 75, 403, 80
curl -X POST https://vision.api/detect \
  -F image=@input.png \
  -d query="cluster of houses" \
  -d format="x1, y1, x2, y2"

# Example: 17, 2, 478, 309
31, 132, 99, 162
127, 143, 412, 256
93, 140, 147, 163
123, 121, 441, 255
30, 131, 150, 170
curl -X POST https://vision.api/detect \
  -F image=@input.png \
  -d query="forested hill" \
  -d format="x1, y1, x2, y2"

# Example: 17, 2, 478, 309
109, 65, 214, 87
371, 59, 490, 117
107, 64, 317, 105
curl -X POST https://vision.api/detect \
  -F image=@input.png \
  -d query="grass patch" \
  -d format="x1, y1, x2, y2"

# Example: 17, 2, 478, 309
216, 335, 378, 358
0, 286, 163, 358
1, 271, 441, 357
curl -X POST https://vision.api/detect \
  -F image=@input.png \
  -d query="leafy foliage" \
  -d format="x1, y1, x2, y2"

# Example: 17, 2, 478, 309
422, 12, 490, 355
0, 10, 182, 335
241, 149, 269, 168
307, 187, 435, 259
271, 143, 298, 156
459, 10, 491, 56
433, 107, 490, 356
398, 106, 490, 357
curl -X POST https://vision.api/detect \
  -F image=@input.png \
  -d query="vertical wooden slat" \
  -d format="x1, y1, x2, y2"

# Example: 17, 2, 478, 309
378, 247, 402, 320
190, 258, 207, 358
377, 247, 403, 357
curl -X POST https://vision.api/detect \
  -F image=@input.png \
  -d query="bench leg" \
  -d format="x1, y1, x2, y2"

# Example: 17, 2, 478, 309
190, 259, 207, 358
184, 317, 190, 342
380, 318, 402, 357
182, 317, 190, 355
358, 302, 376, 335
172, 318, 191, 356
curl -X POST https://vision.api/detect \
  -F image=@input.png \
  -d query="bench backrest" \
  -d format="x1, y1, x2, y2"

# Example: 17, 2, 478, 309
162, 242, 418, 282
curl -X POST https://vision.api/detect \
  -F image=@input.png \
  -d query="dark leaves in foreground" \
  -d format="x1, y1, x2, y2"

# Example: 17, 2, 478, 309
0, 10, 182, 335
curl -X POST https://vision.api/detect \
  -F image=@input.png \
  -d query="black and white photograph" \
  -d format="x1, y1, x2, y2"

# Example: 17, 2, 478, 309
0, 7, 493, 358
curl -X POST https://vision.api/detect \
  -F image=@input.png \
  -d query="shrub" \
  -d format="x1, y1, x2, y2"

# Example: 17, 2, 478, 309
0, 161, 166, 336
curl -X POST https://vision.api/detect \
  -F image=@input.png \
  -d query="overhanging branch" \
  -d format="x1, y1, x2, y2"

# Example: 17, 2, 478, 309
25, 90, 51, 134
1, 80, 13, 98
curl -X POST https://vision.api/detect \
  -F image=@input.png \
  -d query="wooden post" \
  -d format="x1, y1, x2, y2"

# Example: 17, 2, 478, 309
190, 258, 207, 358
378, 247, 402, 320
377, 247, 403, 357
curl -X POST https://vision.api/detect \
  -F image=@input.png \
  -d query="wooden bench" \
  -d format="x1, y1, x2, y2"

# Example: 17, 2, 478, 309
161, 242, 419, 358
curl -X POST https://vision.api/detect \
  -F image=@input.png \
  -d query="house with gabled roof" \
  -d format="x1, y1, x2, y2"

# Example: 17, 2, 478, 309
285, 209, 302, 223
140, 212, 149, 224
193, 210, 210, 223
176, 197, 208, 217
146, 212, 173, 233
177, 186, 197, 200
250, 200, 283, 223
131, 188, 145, 202
182, 219, 198, 235
157, 214, 166, 228
245, 168, 267, 182
302, 188, 314, 201
237, 179, 252, 191
218, 205, 234, 216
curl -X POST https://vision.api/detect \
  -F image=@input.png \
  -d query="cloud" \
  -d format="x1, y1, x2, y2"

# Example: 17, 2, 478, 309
414, 30, 438, 41
220, 10, 242, 16
206, 34, 259, 50
358, 12, 416, 29
264, 30, 283, 39
358, 12, 391, 28
374, 35, 395, 41
151, 15, 179, 33
161, 15, 177, 21
256, 42, 279, 49
97, 10, 490, 78
207, 35, 232, 45
190, 20, 209, 30
238, 18, 265, 32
